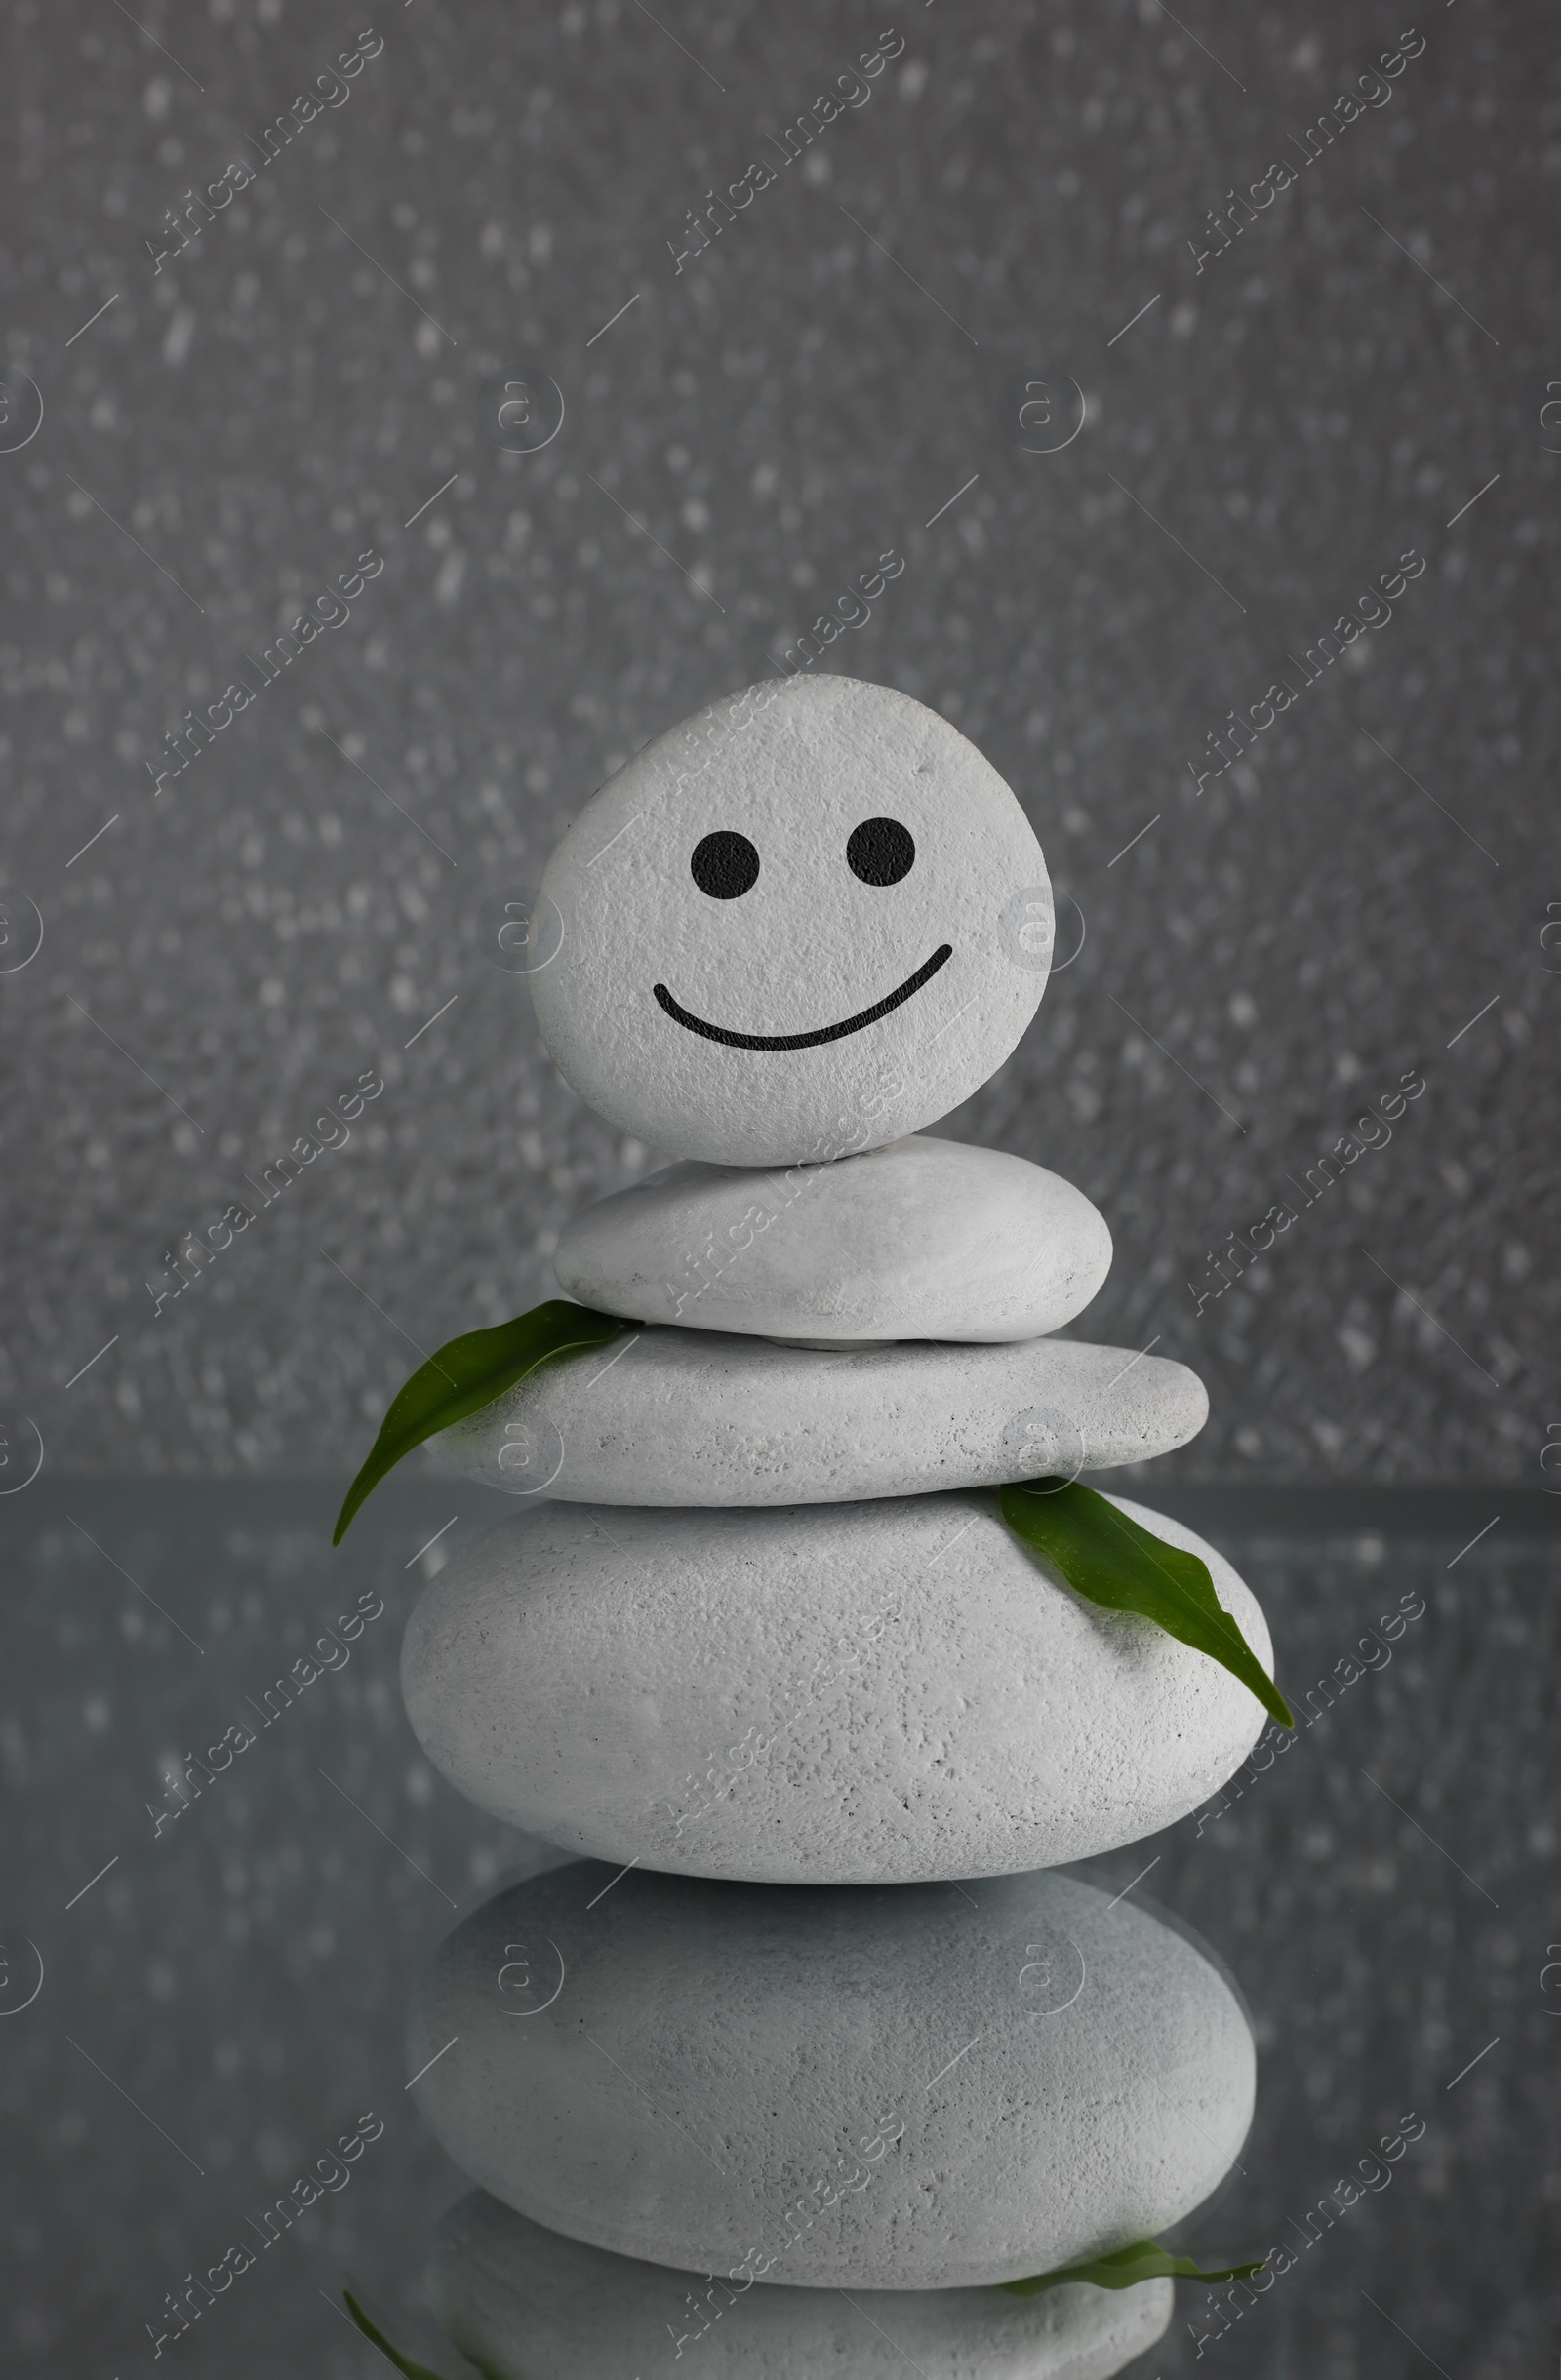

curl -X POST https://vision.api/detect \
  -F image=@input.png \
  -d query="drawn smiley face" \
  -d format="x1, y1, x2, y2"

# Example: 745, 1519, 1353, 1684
530, 674, 1053, 1167
654, 815, 950, 1051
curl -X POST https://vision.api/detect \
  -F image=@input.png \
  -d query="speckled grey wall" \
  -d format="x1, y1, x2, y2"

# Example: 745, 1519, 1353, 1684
1, 0, 1556, 1483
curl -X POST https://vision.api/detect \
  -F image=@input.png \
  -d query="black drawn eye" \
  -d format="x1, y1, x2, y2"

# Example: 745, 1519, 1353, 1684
847, 817, 915, 887
690, 831, 761, 899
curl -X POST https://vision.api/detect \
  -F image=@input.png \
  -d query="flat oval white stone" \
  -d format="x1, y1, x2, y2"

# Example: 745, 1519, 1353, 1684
406, 1864, 1255, 2289
428, 2191, 1174, 2377
529, 677, 1053, 1167
434, 1329, 1207, 1506
554, 1135, 1112, 1343
401, 1493, 1271, 1882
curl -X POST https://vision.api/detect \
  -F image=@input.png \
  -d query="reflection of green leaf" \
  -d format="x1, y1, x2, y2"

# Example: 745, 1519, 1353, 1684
1003, 2241, 1269, 2296
333, 1299, 626, 1544
999, 1478, 1294, 1729
342, 2290, 511, 2380
342, 2290, 454, 2378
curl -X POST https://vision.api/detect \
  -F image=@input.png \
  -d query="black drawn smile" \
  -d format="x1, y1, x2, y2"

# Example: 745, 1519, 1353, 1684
653, 944, 953, 1051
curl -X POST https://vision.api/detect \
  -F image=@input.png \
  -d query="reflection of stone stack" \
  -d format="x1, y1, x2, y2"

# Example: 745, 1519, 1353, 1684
397, 677, 1266, 2377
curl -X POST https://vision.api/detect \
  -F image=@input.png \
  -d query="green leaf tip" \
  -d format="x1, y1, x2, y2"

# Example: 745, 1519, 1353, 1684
1002, 2240, 1270, 2296
999, 1476, 1294, 1729
341, 2289, 452, 2379
341, 2289, 511, 2380
333, 1298, 628, 1545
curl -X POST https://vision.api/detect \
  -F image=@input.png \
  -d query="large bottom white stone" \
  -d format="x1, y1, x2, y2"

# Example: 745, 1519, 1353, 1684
401, 1490, 1272, 1882
434, 1328, 1207, 1505
407, 1863, 1255, 2290
428, 2191, 1174, 2378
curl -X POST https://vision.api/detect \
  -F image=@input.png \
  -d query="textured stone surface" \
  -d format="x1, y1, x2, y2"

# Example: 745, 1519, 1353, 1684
529, 675, 1051, 1167
436, 1326, 1205, 1505
427, 2190, 1174, 2379
552, 1134, 1111, 1343
407, 1863, 1255, 2288
400, 1490, 1270, 1880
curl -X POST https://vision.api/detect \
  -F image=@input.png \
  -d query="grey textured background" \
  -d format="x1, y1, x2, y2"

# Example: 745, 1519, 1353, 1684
1, 0, 1556, 1480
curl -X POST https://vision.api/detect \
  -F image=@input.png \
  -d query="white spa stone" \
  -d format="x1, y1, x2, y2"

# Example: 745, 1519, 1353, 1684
553, 1134, 1112, 1343
407, 1864, 1255, 2290
528, 676, 1054, 1168
401, 1491, 1272, 1882
427, 2191, 1174, 2378
434, 1329, 1206, 1506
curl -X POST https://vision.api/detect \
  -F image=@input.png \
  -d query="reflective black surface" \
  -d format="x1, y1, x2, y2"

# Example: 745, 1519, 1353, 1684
3, 1480, 1555, 2375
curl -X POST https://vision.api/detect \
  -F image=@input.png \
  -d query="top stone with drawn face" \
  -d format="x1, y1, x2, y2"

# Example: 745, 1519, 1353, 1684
529, 675, 1054, 1167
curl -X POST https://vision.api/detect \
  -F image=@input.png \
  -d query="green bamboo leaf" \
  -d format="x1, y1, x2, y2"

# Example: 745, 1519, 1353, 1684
1003, 2240, 1269, 2296
999, 1478, 1294, 1729
342, 2290, 454, 2379
333, 1299, 627, 1545
342, 2290, 511, 2380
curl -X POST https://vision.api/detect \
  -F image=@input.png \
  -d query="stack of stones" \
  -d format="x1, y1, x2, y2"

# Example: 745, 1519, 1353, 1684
398, 678, 1268, 2378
